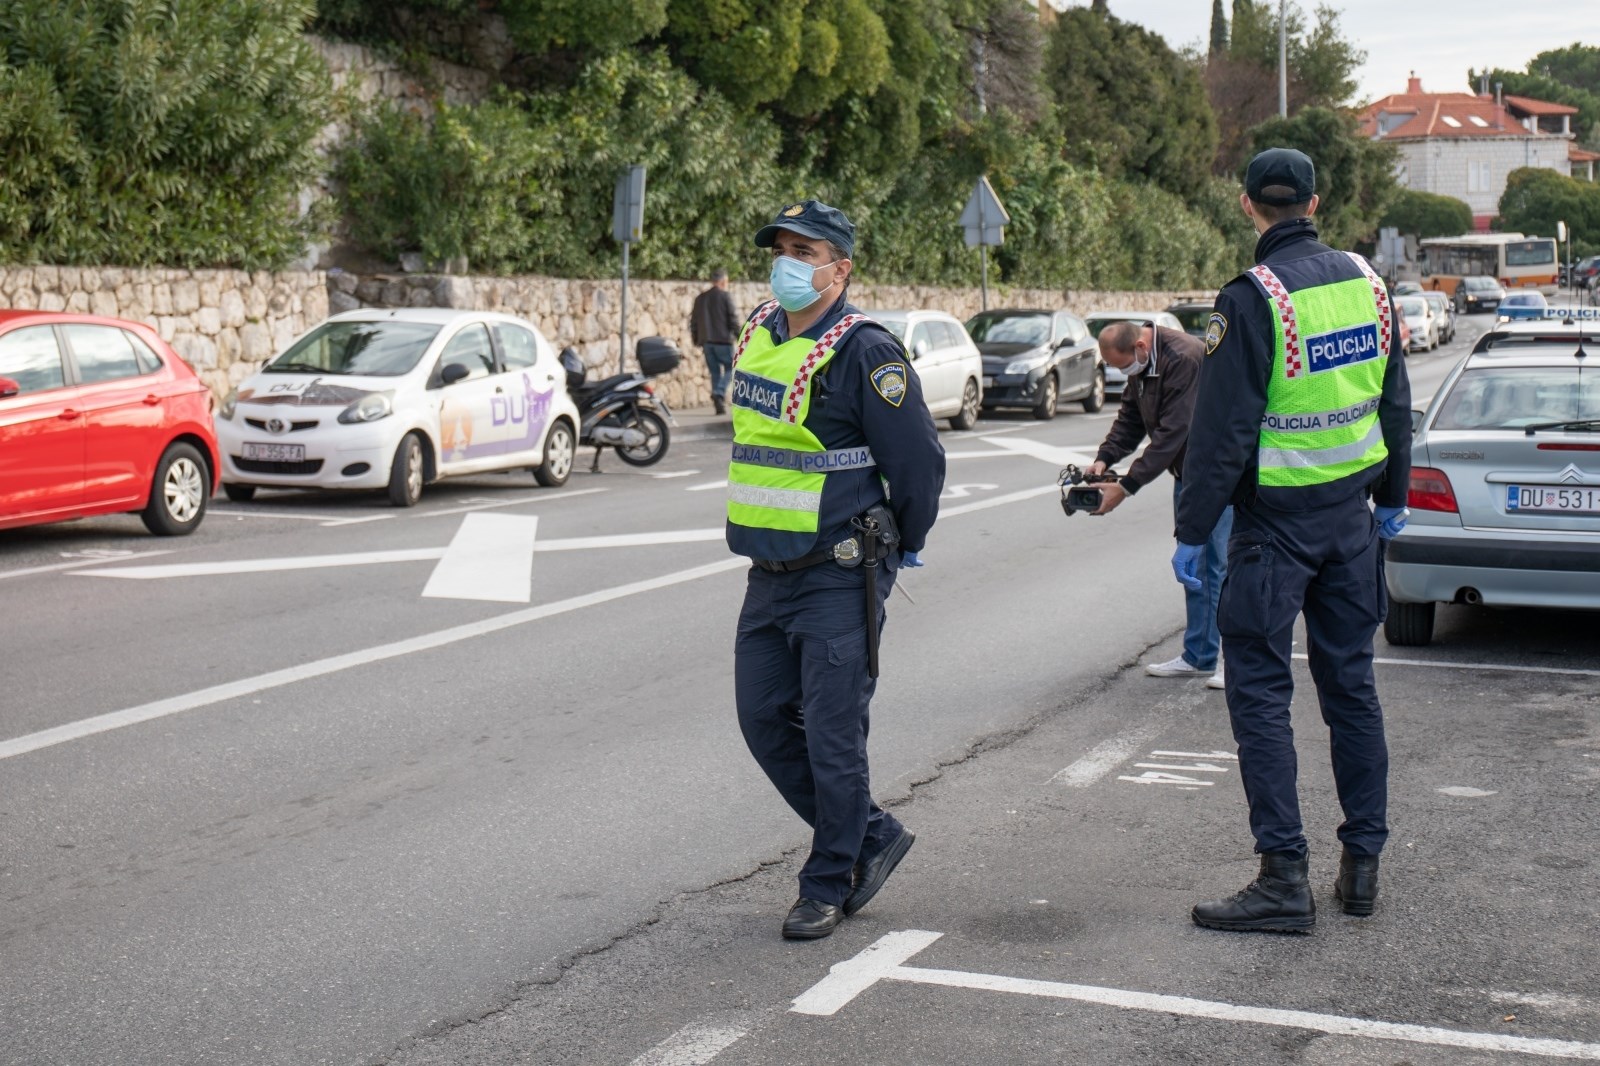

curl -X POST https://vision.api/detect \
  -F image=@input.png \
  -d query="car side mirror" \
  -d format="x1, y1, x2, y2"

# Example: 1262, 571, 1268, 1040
1410, 409, 1424, 434
440, 362, 470, 386
0, 376, 18, 399
912, 339, 930, 359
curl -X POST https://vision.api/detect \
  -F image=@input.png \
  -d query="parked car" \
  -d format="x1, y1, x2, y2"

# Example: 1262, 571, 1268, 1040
1164, 301, 1215, 339
1397, 295, 1439, 352
1571, 255, 1600, 291
0, 310, 220, 535
1384, 317, 1600, 645
216, 309, 582, 507
865, 310, 985, 430
1454, 275, 1505, 314
963, 308, 1101, 419
1393, 281, 1423, 296
1420, 291, 1456, 344
1082, 311, 1184, 395
1496, 290, 1549, 323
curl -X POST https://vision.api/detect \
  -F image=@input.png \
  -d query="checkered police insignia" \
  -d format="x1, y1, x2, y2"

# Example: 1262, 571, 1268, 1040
1248, 264, 1305, 378
1204, 312, 1228, 356
871, 362, 908, 407
783, 203, 805, 217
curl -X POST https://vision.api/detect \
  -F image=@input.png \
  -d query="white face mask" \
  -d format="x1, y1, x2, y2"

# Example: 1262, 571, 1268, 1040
1126, 354, 1148, 376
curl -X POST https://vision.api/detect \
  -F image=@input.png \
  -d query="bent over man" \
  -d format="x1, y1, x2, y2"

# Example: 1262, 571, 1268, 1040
1175, 149, 1412, 933
727, 200, 945, 940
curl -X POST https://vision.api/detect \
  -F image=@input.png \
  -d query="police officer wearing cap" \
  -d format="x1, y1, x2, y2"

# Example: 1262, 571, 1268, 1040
727, 200, 945, 940
1174, 149, 1412, 933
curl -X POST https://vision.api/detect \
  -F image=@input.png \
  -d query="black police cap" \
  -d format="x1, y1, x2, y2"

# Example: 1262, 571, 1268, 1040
1246, 148, 1316, 206
754, 200, 856, 257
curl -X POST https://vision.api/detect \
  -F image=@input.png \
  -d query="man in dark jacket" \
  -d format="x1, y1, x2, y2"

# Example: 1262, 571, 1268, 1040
1090, 321, 1229, 689
690, 268, 741, 414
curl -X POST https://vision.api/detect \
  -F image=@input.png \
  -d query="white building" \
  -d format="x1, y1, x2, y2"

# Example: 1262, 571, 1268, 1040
1361, 76, 1592, 231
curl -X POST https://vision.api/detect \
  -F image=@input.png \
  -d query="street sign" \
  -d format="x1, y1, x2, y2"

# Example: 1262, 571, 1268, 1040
1558, 220, 1568, 243
612, 165, 646, 244
960, 176, 1010, 248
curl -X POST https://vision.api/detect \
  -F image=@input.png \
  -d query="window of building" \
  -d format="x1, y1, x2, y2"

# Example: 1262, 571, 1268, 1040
1468, 115, 1489, 128
1441, 116, 1462, 128
1467, 161, 1491, 193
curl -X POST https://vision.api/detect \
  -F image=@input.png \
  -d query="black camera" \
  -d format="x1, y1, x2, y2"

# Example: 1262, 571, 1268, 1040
1058, 464, 1121, 517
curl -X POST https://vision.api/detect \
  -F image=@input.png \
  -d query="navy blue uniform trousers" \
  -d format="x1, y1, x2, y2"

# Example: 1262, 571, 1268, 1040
735, 557, 903, 906
1217, 493, 1389, 860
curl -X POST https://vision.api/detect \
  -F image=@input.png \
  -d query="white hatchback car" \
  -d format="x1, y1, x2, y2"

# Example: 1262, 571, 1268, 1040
217, 309, 581, 506
862, 309, 984, 430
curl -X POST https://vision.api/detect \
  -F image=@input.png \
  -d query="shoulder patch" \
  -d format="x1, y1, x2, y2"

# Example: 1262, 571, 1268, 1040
870, 362, 908, 407
1204, 312, 1228, 356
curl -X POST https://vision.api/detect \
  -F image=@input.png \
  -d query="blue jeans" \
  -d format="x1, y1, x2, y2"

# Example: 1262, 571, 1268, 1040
1173, 477, 1232, 671
703, 342, 733, 397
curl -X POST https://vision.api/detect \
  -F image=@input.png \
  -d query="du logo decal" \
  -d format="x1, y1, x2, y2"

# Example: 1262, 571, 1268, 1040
731, 369, 786, 420
871, 362, 907, 407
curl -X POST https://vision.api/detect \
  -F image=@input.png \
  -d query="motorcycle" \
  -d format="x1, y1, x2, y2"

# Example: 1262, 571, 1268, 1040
559, 336, 680, 471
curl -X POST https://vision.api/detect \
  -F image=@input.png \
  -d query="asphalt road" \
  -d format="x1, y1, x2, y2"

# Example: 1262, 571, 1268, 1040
7, 313, 1594, 1066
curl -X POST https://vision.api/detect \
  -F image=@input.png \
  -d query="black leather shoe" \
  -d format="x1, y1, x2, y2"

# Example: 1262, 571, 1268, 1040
1192, 852, 1315, 933
1334, 848, 1380, 916
782, 898, 843, 940
844, 830, 915, 916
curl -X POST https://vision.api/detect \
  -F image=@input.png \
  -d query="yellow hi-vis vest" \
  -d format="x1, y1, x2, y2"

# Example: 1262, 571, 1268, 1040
725, 301, 875, 539
1249, 251, 1391, 489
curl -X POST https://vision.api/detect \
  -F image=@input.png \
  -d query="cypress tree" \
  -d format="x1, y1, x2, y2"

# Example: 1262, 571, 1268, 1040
1209, 0, 1228, 56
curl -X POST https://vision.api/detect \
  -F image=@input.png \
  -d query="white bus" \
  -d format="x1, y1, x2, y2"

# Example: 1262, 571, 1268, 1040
1418, 233, 1559, 300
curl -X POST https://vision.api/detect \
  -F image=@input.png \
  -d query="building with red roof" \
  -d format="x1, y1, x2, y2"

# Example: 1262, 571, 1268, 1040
1360, 76, 1589, 230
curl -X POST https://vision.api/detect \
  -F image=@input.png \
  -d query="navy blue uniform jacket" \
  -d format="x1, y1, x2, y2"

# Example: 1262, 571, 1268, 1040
726, 291, 946, 561
1176, 219, 1412, 546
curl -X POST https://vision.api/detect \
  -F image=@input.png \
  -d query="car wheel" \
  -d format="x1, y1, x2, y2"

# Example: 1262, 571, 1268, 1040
223, 483, 256, 503
388, 432, 425, 507
1031, 372, 1058, 421
614, 408, 670, 467
141, 442, 209, 536
1081, 369, 1106, 413
1384, 600, 1435, 646
949, 378, 980, 431
533, 419, 576, 487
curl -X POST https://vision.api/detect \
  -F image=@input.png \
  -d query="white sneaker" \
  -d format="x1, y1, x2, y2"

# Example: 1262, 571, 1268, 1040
1206, 663, 1226, 690
1145, 655, 1209, 678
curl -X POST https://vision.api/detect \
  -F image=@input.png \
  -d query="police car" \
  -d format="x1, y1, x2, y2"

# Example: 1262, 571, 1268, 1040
1384, 310, 1600, 644
216, 309, 581, 506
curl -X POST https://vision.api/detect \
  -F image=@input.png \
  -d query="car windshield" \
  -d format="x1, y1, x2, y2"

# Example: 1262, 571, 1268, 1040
1434, 365, 1598, 430
1085, 316, 1140, 338
1464, 277, 1498, 291
966, 313, 1050, 346
266, 320, 442, 377
1168, 306, 1211, 333
1398, 297, 1427, 317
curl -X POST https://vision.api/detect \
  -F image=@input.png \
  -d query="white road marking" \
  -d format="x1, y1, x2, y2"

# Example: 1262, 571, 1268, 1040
1132, 762, 1231, 773
1048, 726, 1161, 786
0, 550, 172, 581
1437, 786, 1498, 798
686, 480, 727, 492
940, 484, 1059, 518
208, 508, 394, 527
421, 514, 538, 603
978, 436, 1097, 468
626, 1022, 749, 1066
941, 483, 998, 499
792, 931, 1600, 1059
535, 529, 724, 552
1150, 750, 1237, 760
1, 556, 749, 762
943, 449, 1018, 460
1297, 653, 1600, 679
649, 469, 700, 479
414, 487, 606, 518
1118, 772, 1215, 786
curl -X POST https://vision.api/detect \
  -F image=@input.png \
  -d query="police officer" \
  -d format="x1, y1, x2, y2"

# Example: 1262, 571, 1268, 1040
727, 200, 945, 940
1174, 149, 1412, 933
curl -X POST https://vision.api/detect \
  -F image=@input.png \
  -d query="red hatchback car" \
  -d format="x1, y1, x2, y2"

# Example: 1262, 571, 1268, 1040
0, 311, 220, 535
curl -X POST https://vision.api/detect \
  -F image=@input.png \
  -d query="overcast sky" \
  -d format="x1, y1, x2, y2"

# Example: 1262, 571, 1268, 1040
1064, 2, 1590, 104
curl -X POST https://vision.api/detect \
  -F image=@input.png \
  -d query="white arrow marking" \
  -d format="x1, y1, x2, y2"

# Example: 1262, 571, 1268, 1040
421, 513, 539, 603
649, 469, 700, 479
941, 483, 999, 499
979, 436, 1097, 468
0, 550, 173, 582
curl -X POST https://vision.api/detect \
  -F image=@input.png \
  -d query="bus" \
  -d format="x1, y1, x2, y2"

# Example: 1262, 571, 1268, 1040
1418, 233, 1559, 301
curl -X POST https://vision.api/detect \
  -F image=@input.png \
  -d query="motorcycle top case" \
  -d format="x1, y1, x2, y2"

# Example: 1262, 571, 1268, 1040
635, 336, 682, 377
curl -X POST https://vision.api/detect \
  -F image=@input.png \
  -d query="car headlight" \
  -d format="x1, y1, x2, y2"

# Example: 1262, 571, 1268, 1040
219, 388, 238, 421
338, 391, 394, 424
1004, 353, 1049, 375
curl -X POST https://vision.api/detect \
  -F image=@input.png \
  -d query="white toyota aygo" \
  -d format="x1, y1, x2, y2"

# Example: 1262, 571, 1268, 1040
217, 309, 581, 506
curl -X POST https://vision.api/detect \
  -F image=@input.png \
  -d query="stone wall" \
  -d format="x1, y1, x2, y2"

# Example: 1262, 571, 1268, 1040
310, 36, 497, 112
0, 267, 329, 399
338, 272, 1214, 409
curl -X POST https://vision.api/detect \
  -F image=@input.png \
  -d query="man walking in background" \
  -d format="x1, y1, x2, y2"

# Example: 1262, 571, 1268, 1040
691, 268, 741, 414
1090, 320, 1229, 690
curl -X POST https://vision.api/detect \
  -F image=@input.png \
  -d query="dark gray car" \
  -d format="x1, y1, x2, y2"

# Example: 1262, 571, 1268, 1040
965, 308, 1103, 420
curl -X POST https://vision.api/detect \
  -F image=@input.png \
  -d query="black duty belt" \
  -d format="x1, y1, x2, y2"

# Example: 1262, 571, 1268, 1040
752, 550, 834, 573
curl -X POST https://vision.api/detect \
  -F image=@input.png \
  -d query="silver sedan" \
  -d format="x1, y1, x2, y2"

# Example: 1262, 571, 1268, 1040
1385, 315, 1600, 645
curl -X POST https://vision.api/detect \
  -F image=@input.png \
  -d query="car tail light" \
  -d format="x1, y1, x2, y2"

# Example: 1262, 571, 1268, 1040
1537, 443, 1600, 451
1408, 466, 1458, 512
642, 384, 653, 395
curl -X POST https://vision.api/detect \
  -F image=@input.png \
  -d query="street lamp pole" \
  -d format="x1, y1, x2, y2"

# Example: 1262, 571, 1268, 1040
1278, 0, 1288, 119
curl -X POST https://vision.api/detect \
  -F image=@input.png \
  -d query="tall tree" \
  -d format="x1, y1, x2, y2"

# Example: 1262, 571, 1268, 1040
1209, 0, 1228, 58
1247, 107, 1397, 249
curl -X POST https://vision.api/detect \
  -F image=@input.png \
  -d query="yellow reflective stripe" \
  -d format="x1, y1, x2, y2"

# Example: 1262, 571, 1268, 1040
727, 500, 820, 532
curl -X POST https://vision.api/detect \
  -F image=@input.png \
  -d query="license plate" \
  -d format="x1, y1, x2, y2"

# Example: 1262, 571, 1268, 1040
242, 442, 305, 463
1506, 484, 1600, 514
982, 376, 995, 388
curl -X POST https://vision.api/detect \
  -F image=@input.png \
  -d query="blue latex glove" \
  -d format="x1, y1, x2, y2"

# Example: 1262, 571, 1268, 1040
901, 550, 924, 568
1171, 542, 1203, 590
1374, 505, 1409, 540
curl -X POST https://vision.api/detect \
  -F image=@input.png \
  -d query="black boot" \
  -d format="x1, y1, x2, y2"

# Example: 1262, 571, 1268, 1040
712, 395, 726, 415
1334, 849, 1380, 916
1192, 852, 1315, 933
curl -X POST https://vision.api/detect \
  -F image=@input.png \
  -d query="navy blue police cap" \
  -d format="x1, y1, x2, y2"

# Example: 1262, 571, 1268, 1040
1245, 148, 1316, 206
754, 200, 856, 257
